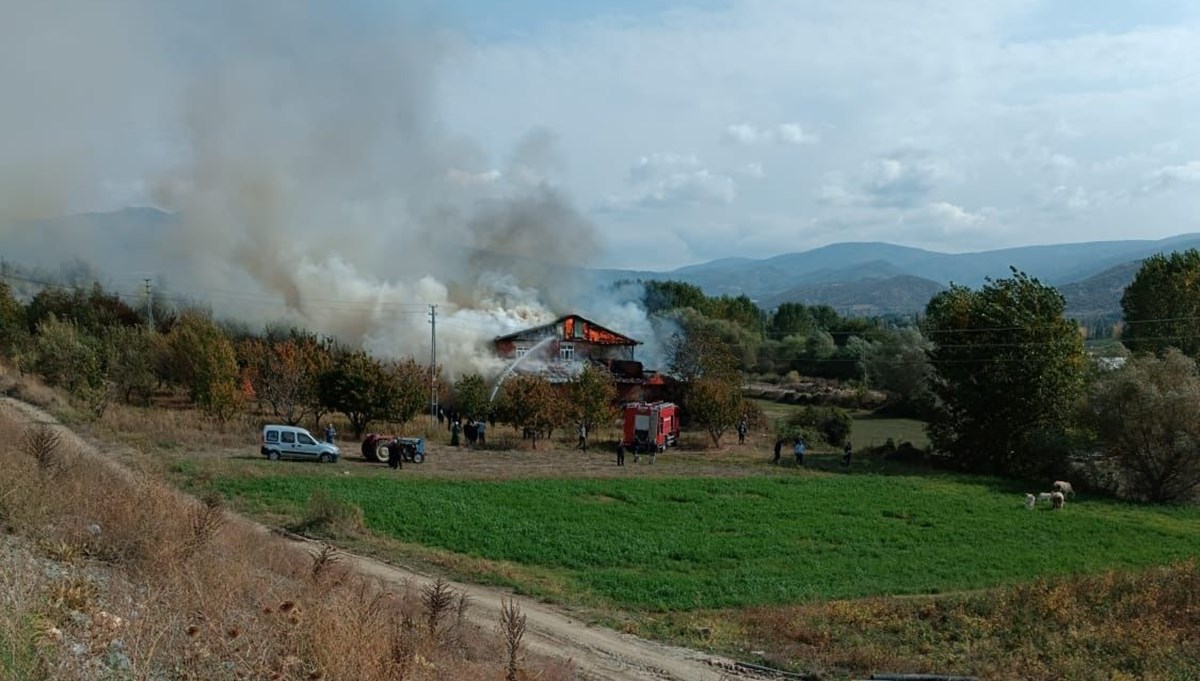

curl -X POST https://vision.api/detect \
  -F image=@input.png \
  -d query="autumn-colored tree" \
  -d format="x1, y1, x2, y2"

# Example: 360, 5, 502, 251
496, 374, 564, 449
243, 338, 319, 425
568, 364, 618, 444
453, 373, 491, 422
317, 348, 396, 438
166, 311, 243, 420
390, 358, 430, 426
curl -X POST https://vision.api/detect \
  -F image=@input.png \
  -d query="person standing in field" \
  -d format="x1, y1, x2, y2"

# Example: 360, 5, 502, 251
451, 420, 461, 447
794, 437, 806, 466
477, 419, 486, 446
616, 441, 625, 467
842, 441, 853, 467
773, 439, 782, 465
324, 423, 336, 444
737, 418, 748, 445
576, 422, 588, 451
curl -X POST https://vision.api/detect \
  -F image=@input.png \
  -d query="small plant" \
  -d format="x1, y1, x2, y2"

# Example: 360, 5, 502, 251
291, 491, 364, 538
422, 577, 455, 639
310, 544, 340, 584
499, 598, 527, 681
183, 491, 226, 556
22, 423, 63, 472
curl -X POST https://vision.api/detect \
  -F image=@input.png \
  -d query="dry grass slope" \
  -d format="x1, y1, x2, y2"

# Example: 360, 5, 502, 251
0, 388, 571, 680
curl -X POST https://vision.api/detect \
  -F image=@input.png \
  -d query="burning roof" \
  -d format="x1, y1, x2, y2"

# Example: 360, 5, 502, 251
493, 314, 641, 347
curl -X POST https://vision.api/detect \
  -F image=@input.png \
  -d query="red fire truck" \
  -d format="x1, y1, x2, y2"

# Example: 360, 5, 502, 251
621, 401, 680, 454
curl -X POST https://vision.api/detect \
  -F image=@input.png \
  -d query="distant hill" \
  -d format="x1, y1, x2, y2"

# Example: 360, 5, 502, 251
762, 275, 946, 316
1059, 261, 1142, 321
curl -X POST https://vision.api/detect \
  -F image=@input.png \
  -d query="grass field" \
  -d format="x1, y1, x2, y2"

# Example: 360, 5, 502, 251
752, 398, 930, 449
208, 470, 1200, 612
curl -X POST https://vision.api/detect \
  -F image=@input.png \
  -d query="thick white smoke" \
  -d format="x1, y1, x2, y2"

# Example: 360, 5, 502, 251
0, 1, 660, 378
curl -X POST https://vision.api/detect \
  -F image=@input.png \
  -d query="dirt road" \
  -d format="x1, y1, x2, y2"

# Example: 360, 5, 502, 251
1, 398, 763, 681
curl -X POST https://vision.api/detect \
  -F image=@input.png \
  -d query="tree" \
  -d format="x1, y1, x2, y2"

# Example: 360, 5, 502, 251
30, 315, 103, 395
864, 327, 932, 410
569, 364, 618, 440
770, 303, 814, 337
0, 280, 27, 356
924, 269, 1086, 474
317, 349, 396, 438
1088, 349, 1200, 502
389, 358, 430, 426
453, 373, 491, 422
106, 325, 156, 405
165, 311, 242, 420
686, 376, 743, 446
496, 374, 563, 449
1121, 249, 1200, 357
668, 313, 745, 445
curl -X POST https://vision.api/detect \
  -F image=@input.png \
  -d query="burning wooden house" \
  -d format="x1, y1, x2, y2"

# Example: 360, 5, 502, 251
493, 314, 669, 401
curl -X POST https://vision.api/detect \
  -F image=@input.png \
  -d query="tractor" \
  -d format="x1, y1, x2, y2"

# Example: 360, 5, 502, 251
361, 433, 426, 464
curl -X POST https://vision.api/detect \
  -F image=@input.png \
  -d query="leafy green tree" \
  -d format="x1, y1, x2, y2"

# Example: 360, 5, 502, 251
1088, 349, 1200, 502
864, 327, 932, 409
453, 373, 491, 422
770, 303, 814, 337
30, 315, 103, 394
642, 280, 708, 315
568, 364, 618, 443
106, 325, 156, 405
924, 269, 1086, 474
0, 280, 27, 356
166, 311, 243, 420
686, 376, 744, 446
1121, 249, 1200, 357
317, 348, 396, 438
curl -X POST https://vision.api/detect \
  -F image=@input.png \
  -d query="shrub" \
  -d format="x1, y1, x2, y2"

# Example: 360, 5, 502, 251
292, 491, 365, 538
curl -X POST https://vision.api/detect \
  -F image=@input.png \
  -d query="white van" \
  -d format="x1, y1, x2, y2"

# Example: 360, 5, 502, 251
260, 425, 340, 463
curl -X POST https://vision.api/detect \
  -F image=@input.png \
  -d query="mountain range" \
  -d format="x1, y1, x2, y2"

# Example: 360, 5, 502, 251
598, 235, 1200, 319
3, 208, 1198, 320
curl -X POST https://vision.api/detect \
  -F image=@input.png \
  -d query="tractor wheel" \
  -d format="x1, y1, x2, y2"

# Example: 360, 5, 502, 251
362, 436, 381, 462
376, 443, 391, 463
411, 451, 424, 464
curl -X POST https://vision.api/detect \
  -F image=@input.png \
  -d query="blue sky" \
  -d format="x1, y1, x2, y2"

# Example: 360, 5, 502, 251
4, 0, 1200, 273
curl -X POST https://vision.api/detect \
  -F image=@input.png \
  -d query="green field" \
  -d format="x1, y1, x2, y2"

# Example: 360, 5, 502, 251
211, 472, 1200, 611
753, 398, 931, 449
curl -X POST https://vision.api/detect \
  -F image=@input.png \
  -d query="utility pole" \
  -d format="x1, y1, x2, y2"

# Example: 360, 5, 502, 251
144, 279, 154, 331
429, 304, 438, 425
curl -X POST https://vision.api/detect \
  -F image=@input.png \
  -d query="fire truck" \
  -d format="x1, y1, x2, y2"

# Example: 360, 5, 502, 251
621, 401, 680, 454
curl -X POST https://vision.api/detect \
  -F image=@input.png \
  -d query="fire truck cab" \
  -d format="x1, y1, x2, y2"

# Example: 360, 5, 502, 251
621, 401, 680, 454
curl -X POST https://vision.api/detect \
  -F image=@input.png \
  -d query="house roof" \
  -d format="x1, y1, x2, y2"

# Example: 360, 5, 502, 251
493, 314, 641, 346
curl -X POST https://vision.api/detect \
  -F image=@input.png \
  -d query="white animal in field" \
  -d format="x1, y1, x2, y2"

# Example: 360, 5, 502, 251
1050, 491, 1065, 510
1036, 492, 1054, 505
1052, 480, 1075, 498
1024, 493, 1036, 510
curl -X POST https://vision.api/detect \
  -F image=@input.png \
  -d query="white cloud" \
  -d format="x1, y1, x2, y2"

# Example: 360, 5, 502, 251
739, 162, 765, 179
446, 168, 502, 187
604, 152, 736, 210
723, 122, 818, 146
923, 201, 985, 229
1144, 161, 1200, 192
819, 151, 953, 208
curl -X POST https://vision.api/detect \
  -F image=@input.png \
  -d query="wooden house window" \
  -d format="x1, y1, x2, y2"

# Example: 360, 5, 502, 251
559, 343, 575, 361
